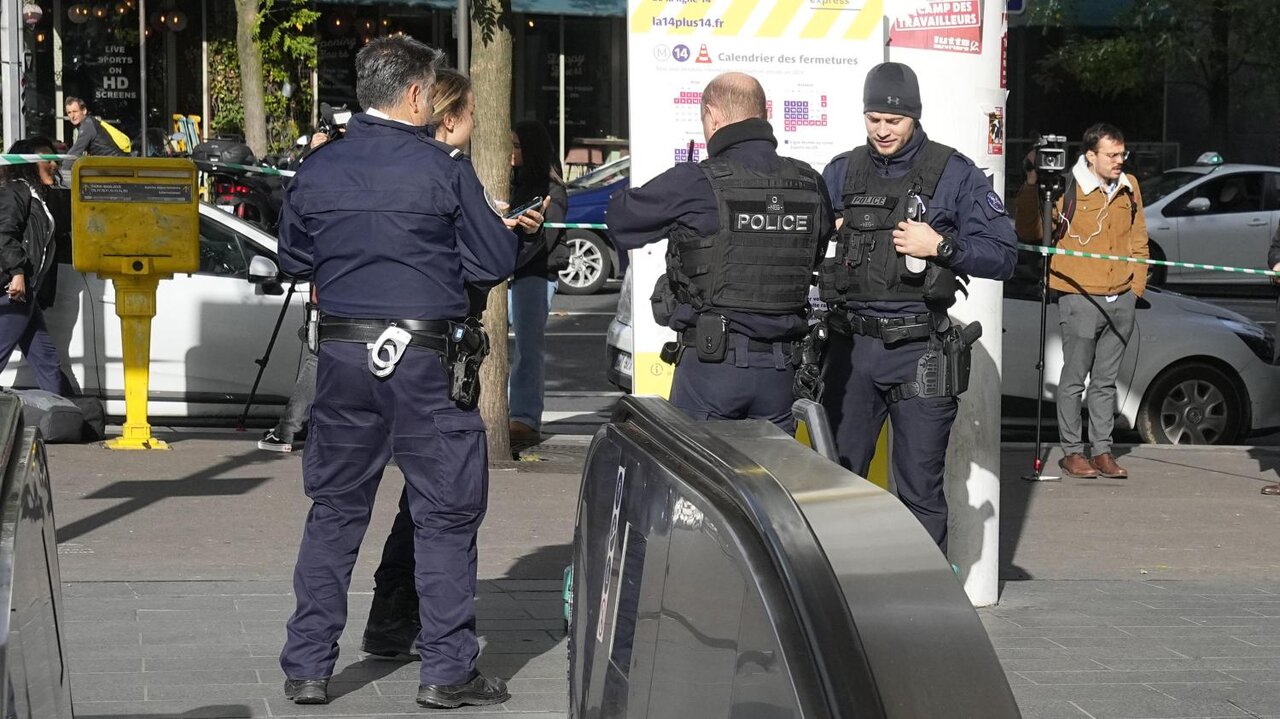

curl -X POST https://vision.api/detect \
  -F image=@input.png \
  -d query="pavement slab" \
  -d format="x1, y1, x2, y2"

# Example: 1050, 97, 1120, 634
43, 433, 1280, 717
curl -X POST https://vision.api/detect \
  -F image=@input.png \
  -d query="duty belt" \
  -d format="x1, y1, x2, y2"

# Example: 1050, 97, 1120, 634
831, 311, 934, 343
678, 329, 796, 354
318, 316, 451, 353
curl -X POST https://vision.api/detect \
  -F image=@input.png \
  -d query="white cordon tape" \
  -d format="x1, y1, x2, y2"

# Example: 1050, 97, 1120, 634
1018, 242, 1280, 278
0, 154, 76, 164
549, 225, 1280, 278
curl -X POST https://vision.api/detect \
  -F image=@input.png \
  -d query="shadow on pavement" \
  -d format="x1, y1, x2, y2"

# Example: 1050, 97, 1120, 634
1248, 446, 1280, 492
55, 449, 272, 543
479, 542, 572, 683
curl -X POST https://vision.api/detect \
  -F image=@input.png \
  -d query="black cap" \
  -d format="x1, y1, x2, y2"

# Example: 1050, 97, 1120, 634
863, 62, 922, 119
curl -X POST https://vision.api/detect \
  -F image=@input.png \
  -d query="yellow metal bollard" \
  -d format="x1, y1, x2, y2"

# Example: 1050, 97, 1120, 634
71, 158, 199, 450
866, 425, 891, 490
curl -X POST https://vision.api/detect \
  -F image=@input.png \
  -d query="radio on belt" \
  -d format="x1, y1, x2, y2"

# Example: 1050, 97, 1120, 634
72, 157, 199, 450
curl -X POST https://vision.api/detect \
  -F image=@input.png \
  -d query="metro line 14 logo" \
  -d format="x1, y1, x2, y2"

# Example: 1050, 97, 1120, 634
672, 44, 691, 62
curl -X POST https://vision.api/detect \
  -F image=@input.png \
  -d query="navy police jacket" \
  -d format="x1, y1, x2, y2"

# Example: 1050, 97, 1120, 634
607, 118, 835, 341
278, 113, 519, 320
822, 127, 1017, 315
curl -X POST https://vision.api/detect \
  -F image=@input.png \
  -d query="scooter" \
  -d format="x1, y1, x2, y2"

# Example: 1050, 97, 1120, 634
191, 135, 286, 231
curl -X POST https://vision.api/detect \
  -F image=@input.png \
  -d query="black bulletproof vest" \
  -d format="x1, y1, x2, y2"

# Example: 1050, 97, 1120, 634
819, 141, 959, 308
659, 157, 825, 316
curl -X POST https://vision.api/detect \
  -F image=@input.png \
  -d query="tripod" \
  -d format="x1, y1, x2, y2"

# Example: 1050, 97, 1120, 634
236, 279, 298, 430
1022, 177, 1065, 482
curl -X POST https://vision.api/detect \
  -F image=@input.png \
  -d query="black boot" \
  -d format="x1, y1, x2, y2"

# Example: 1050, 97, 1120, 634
362, 584, 421, 659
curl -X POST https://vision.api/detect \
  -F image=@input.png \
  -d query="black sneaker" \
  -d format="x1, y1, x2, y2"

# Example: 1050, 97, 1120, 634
258, 429, 294, 453
283, 678, 329, 704
416, 673, 509, 709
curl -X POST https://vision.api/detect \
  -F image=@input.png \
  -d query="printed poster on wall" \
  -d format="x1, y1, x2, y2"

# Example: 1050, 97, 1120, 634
889, 0, 982, 55
626, 0, 887, 396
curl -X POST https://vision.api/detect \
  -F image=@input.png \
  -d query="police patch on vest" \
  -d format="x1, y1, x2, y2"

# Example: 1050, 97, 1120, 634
734, 212, 812, 233
847, 195, 892, 207
765, 194, 785, 212
986, 191, 1005, 215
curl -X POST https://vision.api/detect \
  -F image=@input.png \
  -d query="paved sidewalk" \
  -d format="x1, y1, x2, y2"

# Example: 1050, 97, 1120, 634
45, 434, 1280, 718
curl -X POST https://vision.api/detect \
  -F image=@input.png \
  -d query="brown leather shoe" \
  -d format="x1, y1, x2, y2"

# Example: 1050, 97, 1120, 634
1090, 453, 1128, 479
509, 420, 541, 446
1262, 483, 1280, 496
1058, 453, 1099, 478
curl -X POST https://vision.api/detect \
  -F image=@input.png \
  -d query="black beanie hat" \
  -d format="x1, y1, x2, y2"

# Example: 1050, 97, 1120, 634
863, 62, 922, 119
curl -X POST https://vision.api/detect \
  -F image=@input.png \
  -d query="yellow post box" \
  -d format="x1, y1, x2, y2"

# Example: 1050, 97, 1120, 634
72, 157, 199, 450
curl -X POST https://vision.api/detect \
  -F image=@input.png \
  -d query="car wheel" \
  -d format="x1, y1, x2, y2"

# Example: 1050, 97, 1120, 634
557, 231, 613, 295
1147, 240, 1167, 286
1137, 361, 1244, 445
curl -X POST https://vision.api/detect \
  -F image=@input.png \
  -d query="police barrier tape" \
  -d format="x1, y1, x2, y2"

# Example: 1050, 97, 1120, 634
544, 223, 1280, 279
1, 153, 298, 178
0, 154, 76, 164
190, 159, 296, 178
1016, 242, 1280, 278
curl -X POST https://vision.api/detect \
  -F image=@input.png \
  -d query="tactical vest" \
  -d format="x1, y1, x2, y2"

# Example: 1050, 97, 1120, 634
652, 157, 825, 322
819, 141, 960, 309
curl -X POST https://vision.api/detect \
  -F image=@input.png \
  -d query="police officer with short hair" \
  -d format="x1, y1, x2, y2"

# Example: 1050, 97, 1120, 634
819, 62, 1016, 551
607, 72, 834, 428
277, 36, 542, 710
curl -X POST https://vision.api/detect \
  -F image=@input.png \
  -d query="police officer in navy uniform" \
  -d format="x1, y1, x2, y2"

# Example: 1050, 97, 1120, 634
819, 62, 1016, 551
608, 72, 834, 428
277, 36, 543, 710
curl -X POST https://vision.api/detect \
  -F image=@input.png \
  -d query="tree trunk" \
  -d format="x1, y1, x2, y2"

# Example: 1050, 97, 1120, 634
234, 0, 269, 158
469, 7, 515, 461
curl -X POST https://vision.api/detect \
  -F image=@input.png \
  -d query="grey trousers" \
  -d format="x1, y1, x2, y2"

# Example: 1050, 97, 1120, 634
1056, 291, 1137, 456
273, 347, 317, 442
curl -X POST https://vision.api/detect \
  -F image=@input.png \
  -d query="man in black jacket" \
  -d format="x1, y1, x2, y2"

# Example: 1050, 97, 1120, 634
64, 97, 128, 157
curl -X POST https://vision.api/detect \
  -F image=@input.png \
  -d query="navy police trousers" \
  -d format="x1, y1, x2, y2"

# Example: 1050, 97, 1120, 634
670, 346, 796, 432
280, 341, 488, 685
821, 329, 958, 552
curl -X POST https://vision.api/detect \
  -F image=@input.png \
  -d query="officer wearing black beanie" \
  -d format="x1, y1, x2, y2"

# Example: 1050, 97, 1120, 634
817, 61, 1016, 553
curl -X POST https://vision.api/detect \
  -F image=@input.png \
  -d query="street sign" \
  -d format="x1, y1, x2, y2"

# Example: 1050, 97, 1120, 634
1007, 0, 1026, 14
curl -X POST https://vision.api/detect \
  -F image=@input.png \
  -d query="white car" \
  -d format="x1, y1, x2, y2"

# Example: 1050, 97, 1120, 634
1142, 157, 1280, 287
605, 263, 1280, 445
3, 202, 308, 420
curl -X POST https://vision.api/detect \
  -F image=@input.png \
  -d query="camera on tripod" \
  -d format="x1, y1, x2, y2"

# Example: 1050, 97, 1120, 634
1028, 134, 1069, 199
1033, 134, 1068, 174
317, 103, 352, 137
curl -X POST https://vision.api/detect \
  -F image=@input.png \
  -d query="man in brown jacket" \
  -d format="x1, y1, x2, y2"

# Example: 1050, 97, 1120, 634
1015, 123, 1148, 479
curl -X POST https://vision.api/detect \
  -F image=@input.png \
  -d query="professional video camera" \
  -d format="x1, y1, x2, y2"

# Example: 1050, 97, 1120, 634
317, 103, 352, 137
1029, 134, 1069, 197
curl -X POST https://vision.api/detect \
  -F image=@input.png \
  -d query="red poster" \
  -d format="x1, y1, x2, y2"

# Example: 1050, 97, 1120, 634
987, 108, 1004, 155
890, 1, 983, 55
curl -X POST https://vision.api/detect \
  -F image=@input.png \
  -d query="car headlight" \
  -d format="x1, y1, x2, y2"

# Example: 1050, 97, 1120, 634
1222, 318, 1277, 364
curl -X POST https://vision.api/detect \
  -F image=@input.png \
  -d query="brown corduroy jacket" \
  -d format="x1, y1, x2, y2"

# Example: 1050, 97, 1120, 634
1014, 156, 1149, 296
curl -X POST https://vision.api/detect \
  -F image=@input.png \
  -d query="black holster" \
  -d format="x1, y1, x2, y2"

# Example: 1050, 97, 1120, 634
445, 318, 489, 409
792, 317, 828, 402
889, 320, 983, 403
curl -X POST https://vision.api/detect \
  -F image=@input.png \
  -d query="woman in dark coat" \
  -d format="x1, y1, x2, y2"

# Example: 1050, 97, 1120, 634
508, 120, 568, 443
0, 138, 70, 394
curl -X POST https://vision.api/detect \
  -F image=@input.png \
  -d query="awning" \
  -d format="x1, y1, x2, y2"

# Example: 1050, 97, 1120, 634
320, 0, 624, 17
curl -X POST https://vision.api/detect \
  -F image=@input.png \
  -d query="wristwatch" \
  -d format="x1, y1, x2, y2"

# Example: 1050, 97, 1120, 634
935, 235, 957, 266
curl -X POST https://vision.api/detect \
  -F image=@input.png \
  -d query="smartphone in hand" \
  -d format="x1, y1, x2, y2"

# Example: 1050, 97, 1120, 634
504, 195, 545, 219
